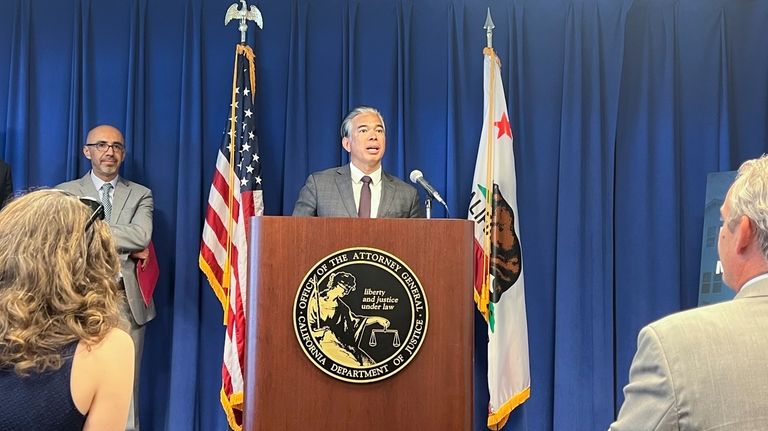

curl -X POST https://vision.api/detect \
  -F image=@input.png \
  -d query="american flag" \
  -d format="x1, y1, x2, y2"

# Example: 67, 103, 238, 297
199, 44, 263, 431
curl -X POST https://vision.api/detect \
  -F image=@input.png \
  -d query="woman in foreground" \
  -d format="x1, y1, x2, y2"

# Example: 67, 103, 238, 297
0, 190, 134, 430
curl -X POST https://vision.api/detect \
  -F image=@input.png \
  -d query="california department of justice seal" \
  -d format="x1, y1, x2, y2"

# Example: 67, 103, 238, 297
293, 247, 429, 383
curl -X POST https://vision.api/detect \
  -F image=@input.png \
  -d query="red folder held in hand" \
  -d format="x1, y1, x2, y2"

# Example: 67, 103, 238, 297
135, 241, 159, 306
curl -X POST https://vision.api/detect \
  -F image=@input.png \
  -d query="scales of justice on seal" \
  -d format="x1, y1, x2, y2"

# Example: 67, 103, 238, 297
226, 4, 476, 431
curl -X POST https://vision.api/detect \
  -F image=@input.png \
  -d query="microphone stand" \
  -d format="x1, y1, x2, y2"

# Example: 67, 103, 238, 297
424, 197, 432, 219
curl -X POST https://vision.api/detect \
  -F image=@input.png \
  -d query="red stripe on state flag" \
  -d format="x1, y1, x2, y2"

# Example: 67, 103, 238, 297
473, 238, 486, 295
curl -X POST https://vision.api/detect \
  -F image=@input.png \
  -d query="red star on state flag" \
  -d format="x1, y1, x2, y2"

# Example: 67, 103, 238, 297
494, 112, 513, 139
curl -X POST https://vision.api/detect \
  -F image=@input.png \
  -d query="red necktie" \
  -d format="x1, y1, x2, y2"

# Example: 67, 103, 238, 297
358, 176, 372, 218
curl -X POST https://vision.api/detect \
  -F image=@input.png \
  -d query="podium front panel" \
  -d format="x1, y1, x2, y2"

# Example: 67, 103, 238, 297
244, 217, 474, 430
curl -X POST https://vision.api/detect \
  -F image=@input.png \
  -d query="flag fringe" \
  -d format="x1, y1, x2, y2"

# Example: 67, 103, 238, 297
473, 287, 490, 321
199, 255, 230, 325
220, 387, 244, 431
487, 386, 531, 429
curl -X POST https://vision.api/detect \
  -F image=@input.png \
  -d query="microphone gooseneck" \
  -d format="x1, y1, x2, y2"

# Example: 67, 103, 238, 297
409, 170, 450, 216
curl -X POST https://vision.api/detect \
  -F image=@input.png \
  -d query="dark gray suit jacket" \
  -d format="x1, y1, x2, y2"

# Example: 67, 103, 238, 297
57, 173, 156, 325
293, 164, 422, 218
610, 278, 768, 430
0, 159, 12, 209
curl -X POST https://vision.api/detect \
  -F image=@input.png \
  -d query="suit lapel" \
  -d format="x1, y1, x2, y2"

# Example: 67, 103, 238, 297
378, 171, 396, 218
112, 177, 131, 221
78, 173, 99, 200
78, 173, 130, 222
335, 165, 357, 217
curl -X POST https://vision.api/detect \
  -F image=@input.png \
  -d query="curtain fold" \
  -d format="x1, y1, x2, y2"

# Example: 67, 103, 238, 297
550, 2, 624, 428
163, 0, 206, 429
615, 0, 681, 409
65, 0, 83, 180
2, 0, 768, 429
3, 0, 30, 182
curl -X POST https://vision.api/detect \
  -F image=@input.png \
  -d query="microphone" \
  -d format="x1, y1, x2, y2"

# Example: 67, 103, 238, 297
409, 170, 448, 209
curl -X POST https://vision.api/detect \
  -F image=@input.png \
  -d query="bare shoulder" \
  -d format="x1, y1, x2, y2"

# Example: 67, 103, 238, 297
71, 328, 135, 416
78, 328, 134, 361
79, 329, 135, 430
97, 328, 134, 356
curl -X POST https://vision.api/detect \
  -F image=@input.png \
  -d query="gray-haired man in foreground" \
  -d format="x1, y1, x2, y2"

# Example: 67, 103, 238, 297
611, 155, 768, 430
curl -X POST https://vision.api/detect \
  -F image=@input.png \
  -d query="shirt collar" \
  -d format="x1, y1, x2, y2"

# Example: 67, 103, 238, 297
738, 272, 768, 294
90, 171, 119, 191
349, 163, 382, 185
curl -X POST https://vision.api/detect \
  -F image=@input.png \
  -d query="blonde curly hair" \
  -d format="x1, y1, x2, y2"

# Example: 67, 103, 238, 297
0, 189, 123, 375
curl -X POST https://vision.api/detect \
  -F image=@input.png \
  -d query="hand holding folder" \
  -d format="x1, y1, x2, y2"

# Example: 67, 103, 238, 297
134, 241, 158, 306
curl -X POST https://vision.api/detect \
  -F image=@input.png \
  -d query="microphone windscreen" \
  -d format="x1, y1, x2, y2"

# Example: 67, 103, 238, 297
409, 170, 423, 184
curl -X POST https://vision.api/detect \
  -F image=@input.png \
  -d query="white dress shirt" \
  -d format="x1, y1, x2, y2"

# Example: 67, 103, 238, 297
349, 163, 382, 218
90, 171, 118, 205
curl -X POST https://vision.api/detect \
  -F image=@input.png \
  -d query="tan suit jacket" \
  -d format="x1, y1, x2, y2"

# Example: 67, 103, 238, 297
610, 278, 768, 430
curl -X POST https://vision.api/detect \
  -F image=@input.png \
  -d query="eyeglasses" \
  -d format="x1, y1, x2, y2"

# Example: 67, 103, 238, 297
79, 196, 105, 231
85, 142, 125, 153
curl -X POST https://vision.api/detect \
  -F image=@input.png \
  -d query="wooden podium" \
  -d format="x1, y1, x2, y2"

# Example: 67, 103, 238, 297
244, 216, 474, 430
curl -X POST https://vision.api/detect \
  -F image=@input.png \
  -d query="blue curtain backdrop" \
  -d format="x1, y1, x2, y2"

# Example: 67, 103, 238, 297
1, 0, 767, 429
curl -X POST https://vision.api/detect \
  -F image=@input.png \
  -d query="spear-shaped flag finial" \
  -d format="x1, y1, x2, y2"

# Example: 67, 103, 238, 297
484, 8, 495, 48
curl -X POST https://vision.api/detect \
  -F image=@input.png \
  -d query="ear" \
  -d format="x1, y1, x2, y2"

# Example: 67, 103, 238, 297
735, 215, 757, 253
83, 146, 91, 160
341, 137, 351, 153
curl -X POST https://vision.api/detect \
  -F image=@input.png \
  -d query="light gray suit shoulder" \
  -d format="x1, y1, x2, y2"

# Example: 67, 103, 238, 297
57, 173, 156, 325
610, 280, 768, 430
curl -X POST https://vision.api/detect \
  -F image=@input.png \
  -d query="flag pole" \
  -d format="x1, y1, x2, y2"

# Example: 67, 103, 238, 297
481, 10, 497, 317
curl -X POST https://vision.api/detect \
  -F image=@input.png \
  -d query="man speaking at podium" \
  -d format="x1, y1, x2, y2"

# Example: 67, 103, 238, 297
610, 155, 768, 430
292, 106, 422, 218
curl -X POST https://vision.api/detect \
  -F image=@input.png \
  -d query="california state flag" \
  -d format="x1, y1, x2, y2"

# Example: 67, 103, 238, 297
468, 47, 531, 429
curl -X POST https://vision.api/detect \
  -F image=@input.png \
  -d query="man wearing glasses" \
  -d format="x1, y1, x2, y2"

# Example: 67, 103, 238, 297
57, 124, 154, 431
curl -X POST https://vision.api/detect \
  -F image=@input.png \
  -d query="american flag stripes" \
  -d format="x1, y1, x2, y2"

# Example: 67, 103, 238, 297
199, 44, 263, 431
